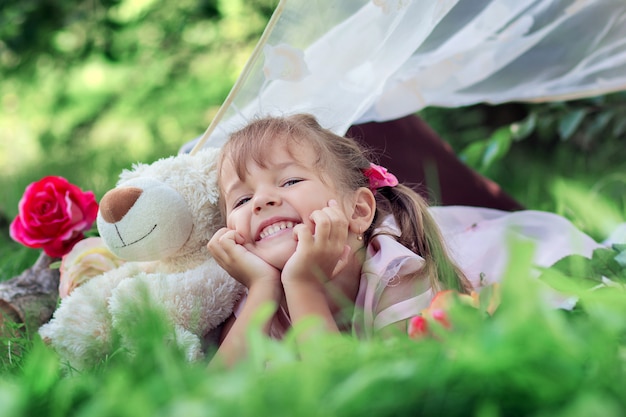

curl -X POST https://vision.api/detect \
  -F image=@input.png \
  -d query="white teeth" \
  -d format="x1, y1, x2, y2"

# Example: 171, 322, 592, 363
259, 221, 295, 239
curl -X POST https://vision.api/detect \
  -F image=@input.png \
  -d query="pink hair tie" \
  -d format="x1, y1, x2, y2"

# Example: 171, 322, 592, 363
363, 163, 399, 192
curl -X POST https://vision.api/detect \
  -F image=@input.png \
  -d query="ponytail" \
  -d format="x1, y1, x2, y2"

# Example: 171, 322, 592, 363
368, 185, 472, 294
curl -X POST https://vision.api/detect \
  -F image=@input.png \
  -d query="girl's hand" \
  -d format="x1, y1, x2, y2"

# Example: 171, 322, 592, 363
209, 228, 283, 367
281, 200, 351, 286
208, 227, 280, 289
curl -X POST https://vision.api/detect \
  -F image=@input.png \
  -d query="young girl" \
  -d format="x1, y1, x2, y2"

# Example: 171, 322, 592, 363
207, 113, 473, 365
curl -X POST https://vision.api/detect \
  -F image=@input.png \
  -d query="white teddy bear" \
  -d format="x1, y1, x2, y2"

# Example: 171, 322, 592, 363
39, 148, 244, 369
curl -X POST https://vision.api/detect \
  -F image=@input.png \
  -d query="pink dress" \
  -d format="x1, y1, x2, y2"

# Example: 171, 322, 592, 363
430, 206, 603, 288
352, 207, 604, 337
352, 228, 431, 338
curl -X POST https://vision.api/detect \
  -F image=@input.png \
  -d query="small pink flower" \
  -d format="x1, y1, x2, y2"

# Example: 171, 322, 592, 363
408, 316, 428, 338
59, 237, 125, 298
9, 176, 98, 258
430, 309, 451, 328
408, 286, 502, 339
408, 290, 472, 339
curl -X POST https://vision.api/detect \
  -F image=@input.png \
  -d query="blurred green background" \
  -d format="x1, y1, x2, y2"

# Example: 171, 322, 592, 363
1, 0, 625, 277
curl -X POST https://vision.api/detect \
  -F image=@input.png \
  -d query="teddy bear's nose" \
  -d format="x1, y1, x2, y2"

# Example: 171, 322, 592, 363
99, 187, 143, 223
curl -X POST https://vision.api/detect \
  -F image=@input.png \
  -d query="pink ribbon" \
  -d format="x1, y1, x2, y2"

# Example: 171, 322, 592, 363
363, 163, 399, 192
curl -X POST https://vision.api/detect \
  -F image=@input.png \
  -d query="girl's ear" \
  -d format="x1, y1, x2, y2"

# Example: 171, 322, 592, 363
349, 187, 376, 234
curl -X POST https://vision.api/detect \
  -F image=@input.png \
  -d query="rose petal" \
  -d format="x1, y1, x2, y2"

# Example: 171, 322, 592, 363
44, 233, 84, 258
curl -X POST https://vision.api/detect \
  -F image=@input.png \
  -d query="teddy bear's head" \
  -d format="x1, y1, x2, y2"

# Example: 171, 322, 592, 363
97, 148, 223, 272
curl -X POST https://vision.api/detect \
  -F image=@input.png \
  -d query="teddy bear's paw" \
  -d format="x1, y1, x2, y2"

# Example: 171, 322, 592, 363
174, 326, 203, 362
37, 272, 126, 370
39, 318, 115, 370
109, 275, 200, 361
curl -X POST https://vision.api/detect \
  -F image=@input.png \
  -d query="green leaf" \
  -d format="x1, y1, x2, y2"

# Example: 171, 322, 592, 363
590, 247, 626, 283
481, 126, 512, 170
459, 140, 487, 169
558, 109, 587, 140
48, 260, 62, 269
586, 110, 613, 136
546, 254, 602, 287
615, 251, 626, 268
611, 117, 626, 137
510, 112, 536, 141
459, 126, 513, 173
542, 247, 626, 288
613, 243, 626, 269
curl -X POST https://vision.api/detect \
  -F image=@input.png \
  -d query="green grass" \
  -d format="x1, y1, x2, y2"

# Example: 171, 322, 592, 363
0, 240, 625, 416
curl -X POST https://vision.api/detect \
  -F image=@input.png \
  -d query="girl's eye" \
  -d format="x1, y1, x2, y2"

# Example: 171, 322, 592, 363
233, 196, 251, 209
282, 178, 302, 187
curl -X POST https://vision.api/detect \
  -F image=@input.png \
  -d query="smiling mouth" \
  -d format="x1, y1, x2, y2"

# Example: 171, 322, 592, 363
112, 224, 157, 248
258, 221, 297, 240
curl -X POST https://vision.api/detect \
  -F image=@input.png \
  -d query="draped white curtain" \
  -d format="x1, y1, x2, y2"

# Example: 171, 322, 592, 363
189, 0, 626, 152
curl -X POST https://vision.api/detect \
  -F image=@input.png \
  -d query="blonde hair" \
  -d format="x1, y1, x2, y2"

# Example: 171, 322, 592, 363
218, 113, 472, 293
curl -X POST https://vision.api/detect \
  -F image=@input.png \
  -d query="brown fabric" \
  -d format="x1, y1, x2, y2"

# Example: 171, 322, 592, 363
347, 114, 524, 211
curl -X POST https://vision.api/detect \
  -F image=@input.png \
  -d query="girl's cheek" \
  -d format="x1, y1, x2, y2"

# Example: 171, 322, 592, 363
228, 215, 249, 239
225, 214, 237, 230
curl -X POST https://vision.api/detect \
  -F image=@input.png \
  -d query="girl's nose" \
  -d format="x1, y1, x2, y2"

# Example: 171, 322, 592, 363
253, 189, 280, 213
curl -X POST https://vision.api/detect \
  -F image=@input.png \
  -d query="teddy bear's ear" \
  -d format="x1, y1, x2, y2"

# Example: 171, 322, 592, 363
117, 162, 150, 184
117, 152, 192, 186
190, 147, 221, 206
196, 147, 221, 173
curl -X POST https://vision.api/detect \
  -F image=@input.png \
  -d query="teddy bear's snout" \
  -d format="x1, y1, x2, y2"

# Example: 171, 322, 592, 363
99, 187, 143, 224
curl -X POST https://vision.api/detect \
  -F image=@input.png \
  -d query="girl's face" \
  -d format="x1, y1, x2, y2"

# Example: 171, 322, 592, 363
221, 142, 351, 270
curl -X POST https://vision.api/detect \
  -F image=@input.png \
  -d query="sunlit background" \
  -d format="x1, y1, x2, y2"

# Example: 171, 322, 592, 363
1, 0, 625, 268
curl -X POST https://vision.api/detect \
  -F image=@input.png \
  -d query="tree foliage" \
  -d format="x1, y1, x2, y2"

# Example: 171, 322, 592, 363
419, 94, 626, 229
0, 0, 276, 219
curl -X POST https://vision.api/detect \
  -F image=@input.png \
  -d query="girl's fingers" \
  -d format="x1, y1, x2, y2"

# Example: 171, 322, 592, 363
207, 227, 229, 253
208, 228, 247, 264
233, 231, 246, 245
309, 200, 348, 240
331, 244, 352, 276
300, 203, 348, 272
292, 223, 313, 245
210, 227, 230, 241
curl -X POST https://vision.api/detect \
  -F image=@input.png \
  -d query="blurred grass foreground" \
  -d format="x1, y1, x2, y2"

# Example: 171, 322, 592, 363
1, 241, 626, 417
1, 0, 626, 415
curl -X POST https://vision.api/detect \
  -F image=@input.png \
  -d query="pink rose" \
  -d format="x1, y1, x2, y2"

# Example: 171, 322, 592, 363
9, 176, 98, 258
59, 237, 125, 298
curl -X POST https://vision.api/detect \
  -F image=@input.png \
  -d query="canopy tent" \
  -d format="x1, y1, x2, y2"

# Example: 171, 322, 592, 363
187, 0, 626, 153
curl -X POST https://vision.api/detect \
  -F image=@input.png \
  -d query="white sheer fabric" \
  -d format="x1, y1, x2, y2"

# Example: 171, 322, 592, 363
189, 0, 626, 152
